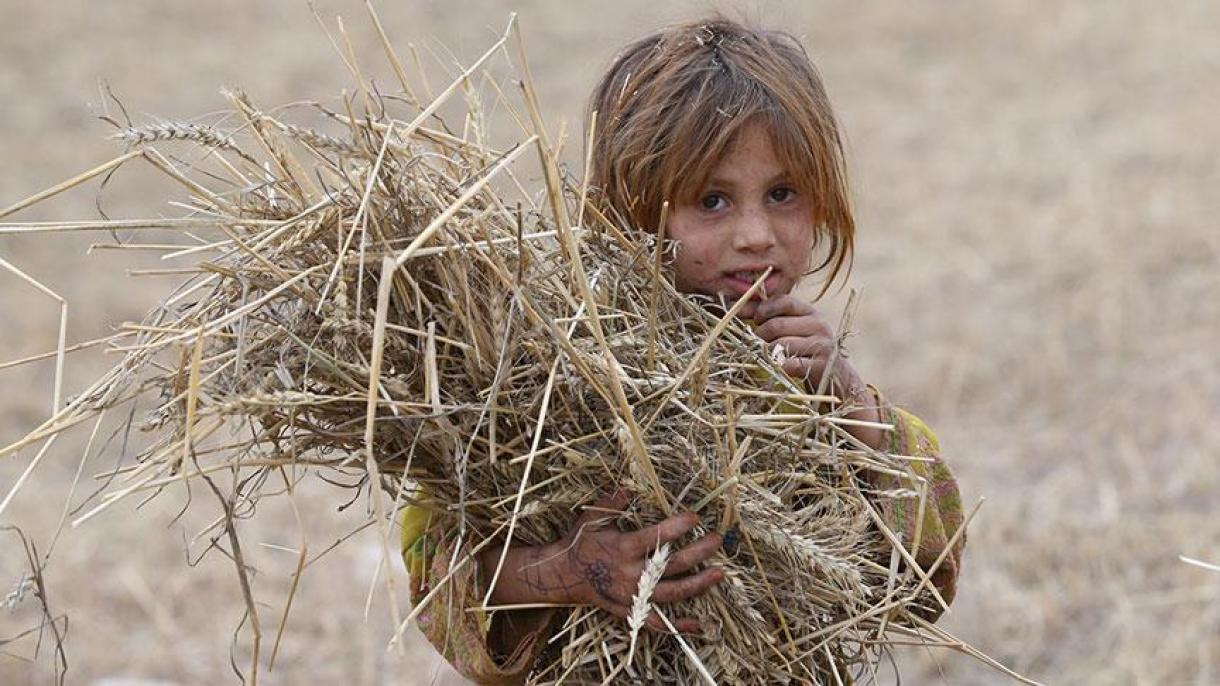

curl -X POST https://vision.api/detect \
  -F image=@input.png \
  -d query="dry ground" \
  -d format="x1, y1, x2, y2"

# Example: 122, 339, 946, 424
2, 1, 1218, 684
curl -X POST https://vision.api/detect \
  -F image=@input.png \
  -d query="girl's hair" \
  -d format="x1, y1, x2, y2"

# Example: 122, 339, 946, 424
588, 17, 854, 290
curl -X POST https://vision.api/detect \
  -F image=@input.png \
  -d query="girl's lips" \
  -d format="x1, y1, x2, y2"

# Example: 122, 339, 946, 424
721, 270, 783, 298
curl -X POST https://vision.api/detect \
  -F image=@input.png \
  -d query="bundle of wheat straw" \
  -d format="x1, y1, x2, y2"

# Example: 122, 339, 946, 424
0, 12, 1012, 686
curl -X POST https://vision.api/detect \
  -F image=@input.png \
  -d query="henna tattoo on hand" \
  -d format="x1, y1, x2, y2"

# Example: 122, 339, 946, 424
518, 546, 582, 600
566, 539, 620, 603
510, 512, 628, 606
580, 560, 614, 602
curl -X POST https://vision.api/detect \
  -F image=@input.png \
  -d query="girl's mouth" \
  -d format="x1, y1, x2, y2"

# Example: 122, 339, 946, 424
722, 269, 781, 298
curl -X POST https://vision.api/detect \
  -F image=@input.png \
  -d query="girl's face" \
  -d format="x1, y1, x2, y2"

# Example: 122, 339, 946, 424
666, 122, 815, 319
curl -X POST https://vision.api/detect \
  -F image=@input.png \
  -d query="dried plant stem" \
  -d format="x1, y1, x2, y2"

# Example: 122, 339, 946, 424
482, 334, 566, 607
268, 469, 308, 671
206, 474, 262, 686
858, 495, 951, 617
317, 121, 396, 310
1181, 556, 1220, 573
179, 327, 205, 475
0, 436, 59, 520
364, 0, 420, 106
0, 255, 68, 415
646, 201, 669, 371
140, 147, 232, 213
362, 255, 403, 639
654, 608, 717, 686
45, 410, 106, 558
0, 149, 142, 219
906, 615, 1048, 686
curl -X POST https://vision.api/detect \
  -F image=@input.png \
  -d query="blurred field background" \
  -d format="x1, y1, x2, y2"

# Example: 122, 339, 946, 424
2, 1, 1218, 684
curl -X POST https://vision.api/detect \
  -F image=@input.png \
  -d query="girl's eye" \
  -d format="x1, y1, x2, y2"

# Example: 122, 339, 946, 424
700, 193, 727, 211
769, 187, 795, 203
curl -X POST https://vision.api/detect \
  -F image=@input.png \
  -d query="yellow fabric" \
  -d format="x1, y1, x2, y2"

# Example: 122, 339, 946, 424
401, 502, 555, 685
400, 502, 432, 581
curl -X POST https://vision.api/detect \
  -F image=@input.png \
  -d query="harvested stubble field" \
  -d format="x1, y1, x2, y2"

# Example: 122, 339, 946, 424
1, 1, 1218, 685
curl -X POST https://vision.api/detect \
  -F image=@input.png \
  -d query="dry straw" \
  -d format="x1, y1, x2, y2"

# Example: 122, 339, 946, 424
1181, 556, 1220, 574
0, 8, 1038, 685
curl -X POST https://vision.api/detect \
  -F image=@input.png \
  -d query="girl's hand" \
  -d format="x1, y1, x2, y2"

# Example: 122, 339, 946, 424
480, 491, 724, 633
553, 491, 724, 633
750, 295, 885, 449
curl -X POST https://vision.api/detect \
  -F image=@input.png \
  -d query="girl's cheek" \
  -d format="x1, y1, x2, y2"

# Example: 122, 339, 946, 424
673, 248, 714, 292
686, 247, 716, 278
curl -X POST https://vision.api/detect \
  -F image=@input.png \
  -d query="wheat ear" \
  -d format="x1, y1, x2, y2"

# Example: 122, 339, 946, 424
110, 122, 257, 164
627, 542, 671, 664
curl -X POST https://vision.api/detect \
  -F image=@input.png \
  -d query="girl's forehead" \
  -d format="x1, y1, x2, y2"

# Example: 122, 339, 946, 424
687, 121, 798, 188
722, 122, 778, 156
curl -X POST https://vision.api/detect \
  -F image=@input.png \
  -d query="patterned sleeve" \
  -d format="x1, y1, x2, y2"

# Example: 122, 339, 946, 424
868, 389, 966, 614
400, 504, 558, 685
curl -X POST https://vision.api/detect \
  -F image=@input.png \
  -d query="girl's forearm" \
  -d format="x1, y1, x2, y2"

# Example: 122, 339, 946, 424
476, 543, 568, 606
475, 543, 565, 662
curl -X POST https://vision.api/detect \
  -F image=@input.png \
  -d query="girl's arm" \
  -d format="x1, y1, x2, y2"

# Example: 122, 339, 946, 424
867, 389, 966, 616
401, 492, 724, 683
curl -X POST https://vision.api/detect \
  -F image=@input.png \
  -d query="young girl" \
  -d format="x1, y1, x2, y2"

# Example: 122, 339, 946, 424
401, 17, 964, 683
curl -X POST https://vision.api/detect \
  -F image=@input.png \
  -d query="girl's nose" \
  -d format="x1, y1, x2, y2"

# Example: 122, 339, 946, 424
731, 206, 777, 252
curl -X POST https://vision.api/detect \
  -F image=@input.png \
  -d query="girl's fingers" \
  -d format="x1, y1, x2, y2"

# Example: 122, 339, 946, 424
645, 612, 701, 634
771, 335, 834, 358
663, 532, 723, 577
755, 312, 832, 343
600, 601, 700, 635
752, 294, 814, 323
624, 511, 699, 556
782, 357, 823, 383
598, 590, 704, 635
651, 566, 724, 603
601, 600, 631, 619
